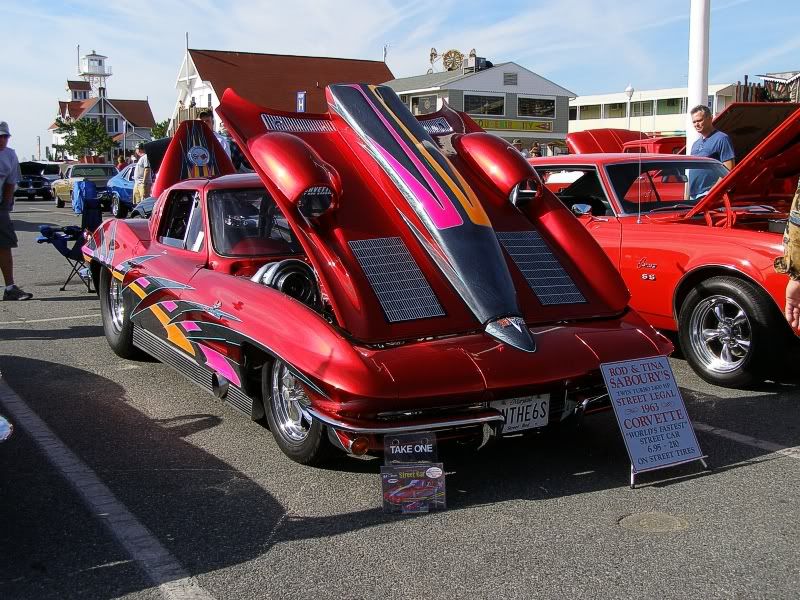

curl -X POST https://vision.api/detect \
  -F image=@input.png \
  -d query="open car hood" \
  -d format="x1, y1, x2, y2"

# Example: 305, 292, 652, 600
150, 120, 235, 198
19, 161, 60, 177
684, 104, 800, 219
217, 84, 631, 347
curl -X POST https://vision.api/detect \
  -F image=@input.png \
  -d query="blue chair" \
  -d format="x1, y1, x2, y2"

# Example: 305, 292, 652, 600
37, 225, 93, 292
37, 191, 103, 293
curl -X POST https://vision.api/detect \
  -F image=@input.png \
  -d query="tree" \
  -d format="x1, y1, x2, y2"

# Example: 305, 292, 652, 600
54, 117, 117, 159
151, 118, 170, 140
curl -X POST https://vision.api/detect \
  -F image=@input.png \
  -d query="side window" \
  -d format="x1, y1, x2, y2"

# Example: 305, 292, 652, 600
158, 190, 205, 251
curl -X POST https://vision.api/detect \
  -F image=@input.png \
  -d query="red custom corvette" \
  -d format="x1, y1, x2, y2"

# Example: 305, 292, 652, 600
84, 84, 671, 465
531, 106, 800, 387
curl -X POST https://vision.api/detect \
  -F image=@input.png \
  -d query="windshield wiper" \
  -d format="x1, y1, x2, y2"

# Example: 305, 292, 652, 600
647, 203, 695, 213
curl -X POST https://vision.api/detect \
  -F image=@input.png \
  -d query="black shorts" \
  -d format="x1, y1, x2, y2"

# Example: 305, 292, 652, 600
0, 210, 18, 248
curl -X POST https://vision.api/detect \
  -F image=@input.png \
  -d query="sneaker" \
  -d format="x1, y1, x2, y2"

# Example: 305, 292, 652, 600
3, 285, 33, 301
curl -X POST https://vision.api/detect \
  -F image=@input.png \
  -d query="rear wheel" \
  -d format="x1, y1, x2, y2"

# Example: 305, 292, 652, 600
262, 359, 333, 465
678, 276, 781, 387
99, 267, 138, 358
111, 193, 128, 218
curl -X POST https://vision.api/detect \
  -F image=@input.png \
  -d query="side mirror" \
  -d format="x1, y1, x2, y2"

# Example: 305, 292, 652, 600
571, 203, 592, 216
509, 179, 543, 208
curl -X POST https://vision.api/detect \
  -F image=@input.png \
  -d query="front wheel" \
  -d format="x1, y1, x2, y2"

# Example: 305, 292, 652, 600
678, 276, 781, 387
55, 192, 64, 208
262, 359, 333, 465
99, 267, 138, 359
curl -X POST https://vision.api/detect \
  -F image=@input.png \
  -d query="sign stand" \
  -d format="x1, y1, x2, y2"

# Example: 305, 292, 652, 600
600, 356, 710, 489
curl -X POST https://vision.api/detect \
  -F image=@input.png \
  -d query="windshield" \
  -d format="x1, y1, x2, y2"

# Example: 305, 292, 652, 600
606, 160, 729, 214
208, 188, 300, 257
72, 166, 117, 177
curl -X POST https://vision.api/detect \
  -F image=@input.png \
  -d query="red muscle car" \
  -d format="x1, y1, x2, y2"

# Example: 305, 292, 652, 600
83, 85, 671, 465
530, 105, 800, 387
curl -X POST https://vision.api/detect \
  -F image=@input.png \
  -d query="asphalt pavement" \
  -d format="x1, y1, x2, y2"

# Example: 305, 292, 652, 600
1, 200, 798, 599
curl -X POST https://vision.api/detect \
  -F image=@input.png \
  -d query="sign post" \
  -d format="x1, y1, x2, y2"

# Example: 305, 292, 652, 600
600, 356, 709, 488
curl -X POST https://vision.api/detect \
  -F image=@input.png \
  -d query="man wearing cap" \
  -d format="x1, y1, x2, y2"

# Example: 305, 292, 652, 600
511, 139, 530, 158
132, 142, 151, 205
0, 122, 33, 300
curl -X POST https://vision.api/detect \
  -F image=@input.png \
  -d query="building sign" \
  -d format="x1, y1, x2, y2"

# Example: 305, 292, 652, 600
296, 91, 306, 113
601, 356, 705, 475
472, 118, 554, 132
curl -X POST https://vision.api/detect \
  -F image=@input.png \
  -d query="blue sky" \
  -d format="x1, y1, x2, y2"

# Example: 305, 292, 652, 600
2, 0, 798, 160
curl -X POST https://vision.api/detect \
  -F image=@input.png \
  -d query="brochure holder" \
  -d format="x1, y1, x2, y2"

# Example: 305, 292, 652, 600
380, 432, 446, 513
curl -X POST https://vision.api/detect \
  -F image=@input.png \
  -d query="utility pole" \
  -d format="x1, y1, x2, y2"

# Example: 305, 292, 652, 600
37, 136, 41, 160
686, 0, 710, 152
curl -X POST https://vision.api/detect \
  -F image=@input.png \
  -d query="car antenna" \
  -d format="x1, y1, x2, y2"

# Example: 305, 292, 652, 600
637, 91, 643, 225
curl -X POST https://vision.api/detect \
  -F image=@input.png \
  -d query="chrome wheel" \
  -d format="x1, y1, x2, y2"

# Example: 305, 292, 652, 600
270, 362, 313, 443
108, 277, 125, 333
111, 194, 120, 217
688, 294, 752, 375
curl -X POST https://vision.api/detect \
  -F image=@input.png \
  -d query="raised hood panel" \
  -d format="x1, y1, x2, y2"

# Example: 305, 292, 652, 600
151, 120, 235, 198
217, 85, 629, 346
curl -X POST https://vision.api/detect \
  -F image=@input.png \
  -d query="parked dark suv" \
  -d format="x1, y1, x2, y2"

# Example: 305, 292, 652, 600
14, 161, 61, 201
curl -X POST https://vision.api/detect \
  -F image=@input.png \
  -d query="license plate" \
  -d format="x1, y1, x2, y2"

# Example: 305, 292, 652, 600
491, 394, 550, 434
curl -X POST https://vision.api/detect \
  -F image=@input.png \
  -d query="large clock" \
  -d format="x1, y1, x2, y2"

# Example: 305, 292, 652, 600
442, 49, 463, 71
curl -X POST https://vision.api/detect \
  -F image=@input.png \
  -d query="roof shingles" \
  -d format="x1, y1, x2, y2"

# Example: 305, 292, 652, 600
188, 49, 394, 113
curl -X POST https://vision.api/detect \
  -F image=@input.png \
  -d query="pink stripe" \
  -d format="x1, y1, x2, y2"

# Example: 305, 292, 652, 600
162, 301, 178, 312
135, 277, 150, 287
199, 345, 241, 387
181, 321, 201, 332
346, 85, 462, 230
374, 144, 462, 228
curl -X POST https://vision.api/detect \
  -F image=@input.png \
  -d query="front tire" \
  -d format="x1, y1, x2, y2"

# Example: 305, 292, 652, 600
262, 359, 333, 465
55, 193, 64, 208
678, 276, 781, 387
99, 267, 138, 359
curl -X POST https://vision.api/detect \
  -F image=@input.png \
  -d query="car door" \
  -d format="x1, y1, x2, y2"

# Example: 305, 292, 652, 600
133, 187, 209, 348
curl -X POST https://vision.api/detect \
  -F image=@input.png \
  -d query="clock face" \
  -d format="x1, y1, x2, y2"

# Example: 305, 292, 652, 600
443, 49, 463, 71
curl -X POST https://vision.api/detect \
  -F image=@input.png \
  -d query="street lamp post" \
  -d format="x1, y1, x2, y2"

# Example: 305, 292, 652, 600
625, 84, 634, 130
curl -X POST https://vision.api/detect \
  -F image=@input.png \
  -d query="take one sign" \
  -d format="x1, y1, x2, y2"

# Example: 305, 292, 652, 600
601, 356, 704, 473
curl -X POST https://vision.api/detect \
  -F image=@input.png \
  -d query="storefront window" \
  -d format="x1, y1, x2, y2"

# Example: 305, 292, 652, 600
603, 103, 627, 118
518, 97, 555, 119
656, 98, 684, 115
464, 94, 505, 116
579, 104, 601, 120
411, 95, 438, 115
631, 100, 654, 117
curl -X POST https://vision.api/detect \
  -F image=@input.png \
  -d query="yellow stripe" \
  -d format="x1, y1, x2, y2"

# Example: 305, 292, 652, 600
367, 85, 491, 227
129, 283, 195, 356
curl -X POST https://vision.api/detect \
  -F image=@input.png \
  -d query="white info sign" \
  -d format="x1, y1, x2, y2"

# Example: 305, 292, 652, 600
601, 356, 705, 474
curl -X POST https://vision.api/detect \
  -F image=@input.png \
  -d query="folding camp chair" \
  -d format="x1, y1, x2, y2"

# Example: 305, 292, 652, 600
36, 225, 93, 292
36, 182, 105, 293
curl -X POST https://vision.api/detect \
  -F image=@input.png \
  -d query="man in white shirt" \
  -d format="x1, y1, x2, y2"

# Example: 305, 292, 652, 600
198, 110, 231, 158
0, 121, 33, 300
132, 143, 151, 205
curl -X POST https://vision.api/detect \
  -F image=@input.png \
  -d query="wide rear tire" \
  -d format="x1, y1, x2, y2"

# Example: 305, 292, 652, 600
99, 267, 138, 359
262, 359, 333, 465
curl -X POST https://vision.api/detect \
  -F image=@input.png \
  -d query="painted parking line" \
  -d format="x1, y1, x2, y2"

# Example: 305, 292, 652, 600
0, 314, 100, 326
694, 421, 800, 460
0, 377, 215, 600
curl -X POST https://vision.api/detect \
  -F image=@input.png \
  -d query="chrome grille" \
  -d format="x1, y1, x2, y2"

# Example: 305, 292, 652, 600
420, 117, 454, 135
496, 230, 586, 305
350, 237, 445, 322
261, 114, 334, 133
